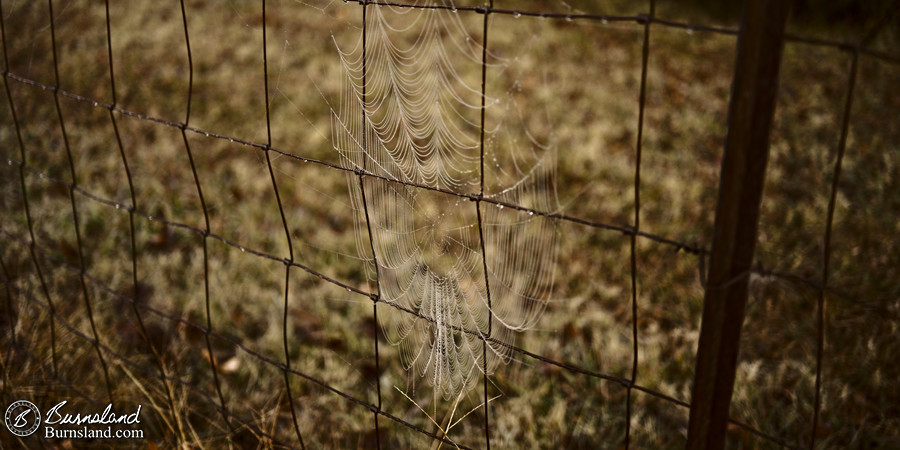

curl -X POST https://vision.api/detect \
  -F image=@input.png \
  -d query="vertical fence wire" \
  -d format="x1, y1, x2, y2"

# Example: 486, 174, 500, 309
358, 171, 384, 448
173, 0, 234, 437
811, 46, 856, 450
625, 1, 654, 447
260, 0, 306, 446
46, 1, 91, 356
475, 1, 494, 449
171, 0, 235, 434
356, 3, 386, 448
811, 4, 898, 446
0, 0, 61, 378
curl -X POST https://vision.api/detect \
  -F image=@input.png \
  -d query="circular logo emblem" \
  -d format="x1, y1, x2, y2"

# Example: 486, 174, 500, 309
5, 400, 41, 437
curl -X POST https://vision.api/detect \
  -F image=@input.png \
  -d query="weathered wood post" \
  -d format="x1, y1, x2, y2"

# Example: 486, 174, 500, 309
686, 0, 788, 448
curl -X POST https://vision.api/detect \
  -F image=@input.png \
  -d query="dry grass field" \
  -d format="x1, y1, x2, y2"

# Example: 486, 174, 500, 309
1, 0, 898, 448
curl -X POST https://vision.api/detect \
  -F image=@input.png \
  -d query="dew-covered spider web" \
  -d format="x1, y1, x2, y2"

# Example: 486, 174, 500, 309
332, 0, 559, 400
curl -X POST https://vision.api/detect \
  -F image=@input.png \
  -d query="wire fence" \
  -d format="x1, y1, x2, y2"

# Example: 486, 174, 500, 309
1, 0, 898, 448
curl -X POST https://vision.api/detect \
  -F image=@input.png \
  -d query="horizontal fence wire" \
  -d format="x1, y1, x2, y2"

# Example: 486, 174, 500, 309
0, 70, 883, 316
1, 0, 897, 448
1, 146, 885, 363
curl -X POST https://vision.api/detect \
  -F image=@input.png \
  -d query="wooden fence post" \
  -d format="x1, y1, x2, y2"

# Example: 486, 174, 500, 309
686, 0, 788, 448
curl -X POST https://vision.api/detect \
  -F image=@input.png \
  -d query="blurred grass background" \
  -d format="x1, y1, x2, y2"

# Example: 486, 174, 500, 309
1, 0, 898, 448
